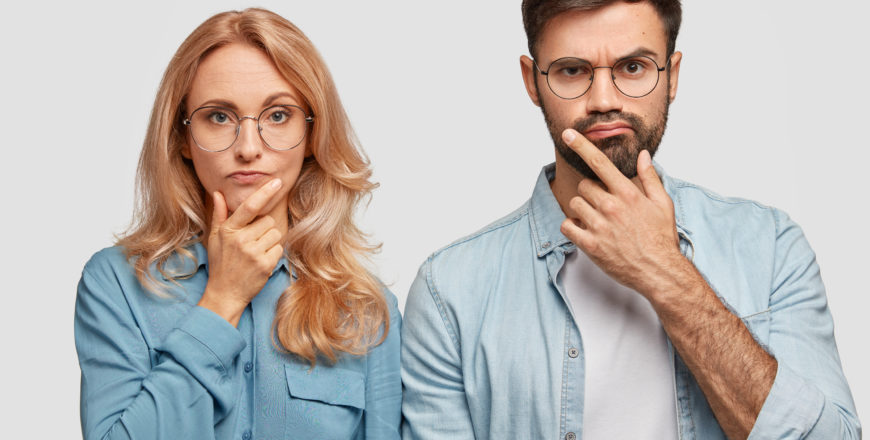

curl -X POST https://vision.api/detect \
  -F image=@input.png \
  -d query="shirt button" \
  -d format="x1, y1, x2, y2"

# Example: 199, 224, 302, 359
244, 362, 253, 373
242, 430, 252, 440
565, 432, 576, 440
568, 347, 579, 358
542, 241, 551, 249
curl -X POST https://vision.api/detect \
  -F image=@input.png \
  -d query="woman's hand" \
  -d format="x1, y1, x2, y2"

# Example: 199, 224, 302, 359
198, 179, 286, 326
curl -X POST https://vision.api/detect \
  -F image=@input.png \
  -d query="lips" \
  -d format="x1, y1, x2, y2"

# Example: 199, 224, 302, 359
228, 170, 269, 185
582, 122, 633, 141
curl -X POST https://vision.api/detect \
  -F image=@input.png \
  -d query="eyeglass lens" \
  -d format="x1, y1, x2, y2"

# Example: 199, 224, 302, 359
188, 105, 309, 152
545, 56, 661, 99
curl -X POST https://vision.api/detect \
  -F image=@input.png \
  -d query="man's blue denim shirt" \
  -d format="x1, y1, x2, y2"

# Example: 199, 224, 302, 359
401, 163, 860, 439
75, 242, 402, 440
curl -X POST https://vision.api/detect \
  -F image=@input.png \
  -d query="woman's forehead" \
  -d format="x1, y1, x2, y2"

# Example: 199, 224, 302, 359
187, 43, 302, 110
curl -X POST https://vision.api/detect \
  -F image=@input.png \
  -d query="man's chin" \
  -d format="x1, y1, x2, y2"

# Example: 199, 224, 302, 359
557, 136, 640, 180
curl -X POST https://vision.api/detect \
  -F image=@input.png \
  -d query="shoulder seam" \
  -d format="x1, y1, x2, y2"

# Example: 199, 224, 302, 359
424, 255, 462, 353
430, 202, 530, 258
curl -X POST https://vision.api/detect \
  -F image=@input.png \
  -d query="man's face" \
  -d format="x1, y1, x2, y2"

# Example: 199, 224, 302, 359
521, 2, 682, 180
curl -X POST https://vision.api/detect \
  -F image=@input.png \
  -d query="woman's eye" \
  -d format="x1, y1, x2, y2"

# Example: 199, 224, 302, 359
269, 111, 288, 123
208, 112, 231, 124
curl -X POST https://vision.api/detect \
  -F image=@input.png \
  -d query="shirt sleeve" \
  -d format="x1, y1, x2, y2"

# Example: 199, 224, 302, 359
74, 251, 246, 440
748, 210, 861, 439
401, 258, 476, 440
361, 288, 402, 439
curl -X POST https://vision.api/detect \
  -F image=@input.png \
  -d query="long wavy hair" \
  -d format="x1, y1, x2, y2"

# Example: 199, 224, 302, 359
117, 8, 388, 363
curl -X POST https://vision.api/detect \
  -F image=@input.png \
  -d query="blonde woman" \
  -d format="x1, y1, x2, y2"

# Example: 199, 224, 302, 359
74, 8, 400, 439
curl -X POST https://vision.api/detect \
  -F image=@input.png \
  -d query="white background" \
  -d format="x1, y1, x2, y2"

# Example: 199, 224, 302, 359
1, 1, 866, 436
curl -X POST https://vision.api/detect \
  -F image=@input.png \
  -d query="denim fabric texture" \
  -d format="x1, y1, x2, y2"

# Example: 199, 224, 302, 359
75, 242, 401, 440
401, 163, 860, 439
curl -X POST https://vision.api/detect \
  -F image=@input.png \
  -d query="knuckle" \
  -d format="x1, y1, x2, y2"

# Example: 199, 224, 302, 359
599, 198, 618, 215
582, 237, 598, 254
258, 258, 274, 275
590, 155, 609, 170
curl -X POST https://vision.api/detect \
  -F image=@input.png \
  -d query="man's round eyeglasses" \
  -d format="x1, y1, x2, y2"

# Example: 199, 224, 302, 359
183, 104, 314, 152
534, 55, 667, 100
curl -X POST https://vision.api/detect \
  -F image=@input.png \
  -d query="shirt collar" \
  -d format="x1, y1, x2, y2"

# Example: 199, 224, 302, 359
161, 239, 293, 280
528, 161, 692, 258
529, 163, 574, 257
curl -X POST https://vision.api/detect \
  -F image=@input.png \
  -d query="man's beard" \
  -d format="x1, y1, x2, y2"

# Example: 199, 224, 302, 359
540, 92, 670, 180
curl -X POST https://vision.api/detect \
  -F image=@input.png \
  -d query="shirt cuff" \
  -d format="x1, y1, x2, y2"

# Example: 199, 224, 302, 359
749, 361, 825, 438
161, 306, 246, 377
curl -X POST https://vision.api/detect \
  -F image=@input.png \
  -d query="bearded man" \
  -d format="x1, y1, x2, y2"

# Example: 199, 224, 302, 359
400, 1, 861, 439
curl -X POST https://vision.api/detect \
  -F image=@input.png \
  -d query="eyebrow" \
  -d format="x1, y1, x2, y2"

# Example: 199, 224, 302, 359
193, 92, 301, 112
553, 47, 664, 65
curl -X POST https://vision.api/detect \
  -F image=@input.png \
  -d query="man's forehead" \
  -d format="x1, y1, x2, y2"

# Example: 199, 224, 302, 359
536, 2, 668, 61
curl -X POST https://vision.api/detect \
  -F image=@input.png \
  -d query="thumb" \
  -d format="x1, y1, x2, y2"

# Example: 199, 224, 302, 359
637, 150, 668, 205
211, 191, 228, 232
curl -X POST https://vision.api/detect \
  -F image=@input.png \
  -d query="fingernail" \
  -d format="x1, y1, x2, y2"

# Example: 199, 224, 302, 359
638, 149, 651, 168
562, 129, 576, 143
271, 179, 282, 189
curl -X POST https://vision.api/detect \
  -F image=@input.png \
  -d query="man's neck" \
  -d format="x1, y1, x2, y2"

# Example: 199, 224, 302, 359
549, 152, 646, 218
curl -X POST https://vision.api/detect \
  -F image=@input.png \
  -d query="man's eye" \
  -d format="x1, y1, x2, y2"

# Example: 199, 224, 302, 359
616, 59, 649, 76
556, 64, 590, 78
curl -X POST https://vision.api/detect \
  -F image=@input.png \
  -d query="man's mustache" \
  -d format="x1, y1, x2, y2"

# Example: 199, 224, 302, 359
572, 111, 643, 134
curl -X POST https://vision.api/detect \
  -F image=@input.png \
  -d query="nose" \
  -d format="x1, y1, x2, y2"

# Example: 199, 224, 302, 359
233, 116, 264, 161
585, 67, 623, 114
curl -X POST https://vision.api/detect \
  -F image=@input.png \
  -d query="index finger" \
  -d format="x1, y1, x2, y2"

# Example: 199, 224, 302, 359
225, 178, 283, 228
562, 128, 629, 190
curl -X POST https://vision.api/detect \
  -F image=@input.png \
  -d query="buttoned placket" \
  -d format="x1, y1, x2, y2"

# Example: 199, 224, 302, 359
544, 243, 585, 440
235, 304, 256, 440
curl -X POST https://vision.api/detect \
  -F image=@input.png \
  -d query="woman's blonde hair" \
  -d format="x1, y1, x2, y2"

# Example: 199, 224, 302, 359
117, 8, 388, 363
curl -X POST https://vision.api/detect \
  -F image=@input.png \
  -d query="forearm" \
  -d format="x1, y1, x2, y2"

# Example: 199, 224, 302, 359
85, 360, 218, 440
649, 259, 777, 439
78, 306, 245, 440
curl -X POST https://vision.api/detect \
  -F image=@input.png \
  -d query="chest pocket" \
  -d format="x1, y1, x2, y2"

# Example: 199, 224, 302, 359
284, 364, 366, 439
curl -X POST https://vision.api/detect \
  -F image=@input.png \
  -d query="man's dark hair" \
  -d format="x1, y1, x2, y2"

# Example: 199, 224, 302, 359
522, 0, 682, 59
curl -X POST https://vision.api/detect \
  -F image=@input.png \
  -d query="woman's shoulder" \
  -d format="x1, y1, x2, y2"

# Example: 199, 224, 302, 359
82, 245, 134, 278
378, 284, 400, 317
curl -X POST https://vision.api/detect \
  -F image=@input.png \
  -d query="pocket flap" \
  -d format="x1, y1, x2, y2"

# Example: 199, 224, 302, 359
285, 365, 366, 409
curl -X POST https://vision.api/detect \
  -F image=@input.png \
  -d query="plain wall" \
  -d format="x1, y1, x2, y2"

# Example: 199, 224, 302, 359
0, 0, 865, 436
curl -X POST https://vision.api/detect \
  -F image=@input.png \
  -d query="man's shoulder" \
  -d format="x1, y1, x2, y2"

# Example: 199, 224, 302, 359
427, 200, 533, 266
409, 199, 537, 304
664, 174, 790, 234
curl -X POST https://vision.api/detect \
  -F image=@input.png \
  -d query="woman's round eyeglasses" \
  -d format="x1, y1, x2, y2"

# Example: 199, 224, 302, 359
183, 104, 314, 152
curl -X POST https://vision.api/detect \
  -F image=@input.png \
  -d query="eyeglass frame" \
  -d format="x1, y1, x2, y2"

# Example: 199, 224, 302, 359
533, 54, 668, 100
182, 104, 315, 153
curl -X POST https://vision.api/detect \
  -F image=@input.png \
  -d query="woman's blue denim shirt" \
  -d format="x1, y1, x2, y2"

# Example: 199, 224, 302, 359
401, 163, 860, 439
75, 242, 401, 440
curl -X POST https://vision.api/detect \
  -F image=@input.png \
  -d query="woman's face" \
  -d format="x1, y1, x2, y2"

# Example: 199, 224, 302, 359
183, 43, 309, 219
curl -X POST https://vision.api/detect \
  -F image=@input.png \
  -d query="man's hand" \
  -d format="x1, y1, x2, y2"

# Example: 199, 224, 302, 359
198, 179, 286, 327
558, 128, 686, 300
559, 128, 779, 438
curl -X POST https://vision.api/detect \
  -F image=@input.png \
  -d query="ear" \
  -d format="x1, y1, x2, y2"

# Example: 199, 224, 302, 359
520, 55, 542, 107
181, 141, 192, 159
666, 51, 682, 103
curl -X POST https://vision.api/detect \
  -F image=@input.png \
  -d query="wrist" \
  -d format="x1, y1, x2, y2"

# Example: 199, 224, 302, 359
198, 287, 248, 327
644, 253, 705, 309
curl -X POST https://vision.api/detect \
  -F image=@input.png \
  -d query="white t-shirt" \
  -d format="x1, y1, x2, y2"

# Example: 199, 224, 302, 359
561, 250, 678, 439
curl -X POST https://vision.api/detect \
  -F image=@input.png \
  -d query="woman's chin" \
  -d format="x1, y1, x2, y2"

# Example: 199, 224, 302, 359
224, 189, 287, 218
